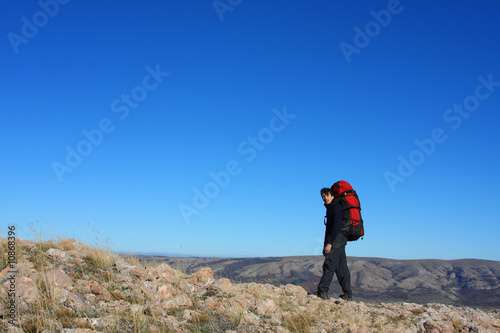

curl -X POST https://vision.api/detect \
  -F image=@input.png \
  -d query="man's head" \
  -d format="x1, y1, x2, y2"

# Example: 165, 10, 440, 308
320, 188, 334, 205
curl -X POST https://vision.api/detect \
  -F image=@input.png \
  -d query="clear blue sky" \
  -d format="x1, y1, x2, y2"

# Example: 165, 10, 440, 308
2, 0, 499, 260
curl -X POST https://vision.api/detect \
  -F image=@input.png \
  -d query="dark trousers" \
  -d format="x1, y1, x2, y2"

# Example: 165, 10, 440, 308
317, 233, 352, 297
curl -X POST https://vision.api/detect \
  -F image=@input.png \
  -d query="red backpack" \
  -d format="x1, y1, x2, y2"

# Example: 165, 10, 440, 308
331, 180, 364, 241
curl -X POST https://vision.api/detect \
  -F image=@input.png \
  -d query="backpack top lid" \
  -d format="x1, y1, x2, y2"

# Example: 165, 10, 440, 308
331, 180, 353, 196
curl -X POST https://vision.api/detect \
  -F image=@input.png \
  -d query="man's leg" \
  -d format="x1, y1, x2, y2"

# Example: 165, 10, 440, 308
317, 252, 335, 297
317, 233, 348, 297
336, 241, 352, 299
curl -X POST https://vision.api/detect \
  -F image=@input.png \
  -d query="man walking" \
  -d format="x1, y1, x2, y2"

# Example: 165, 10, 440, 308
317, 187, 352, 301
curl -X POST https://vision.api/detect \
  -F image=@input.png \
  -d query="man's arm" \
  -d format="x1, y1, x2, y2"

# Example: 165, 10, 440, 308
324, 203, 343, 255
323, 244, 332, 255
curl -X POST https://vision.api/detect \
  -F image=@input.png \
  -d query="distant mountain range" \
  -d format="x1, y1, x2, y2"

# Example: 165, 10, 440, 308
130, 255, 500, 309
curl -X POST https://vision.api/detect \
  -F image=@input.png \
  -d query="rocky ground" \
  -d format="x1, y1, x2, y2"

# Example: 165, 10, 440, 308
1, 238, 499, 332
155, 255, 500, 309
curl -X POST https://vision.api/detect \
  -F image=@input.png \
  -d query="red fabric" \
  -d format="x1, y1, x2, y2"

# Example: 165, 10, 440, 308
346, 193, 361, 224
331, 180, 364, 237
331, 180, 353, 196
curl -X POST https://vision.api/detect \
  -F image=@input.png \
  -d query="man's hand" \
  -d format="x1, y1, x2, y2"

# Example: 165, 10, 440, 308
323, 244, 332, 256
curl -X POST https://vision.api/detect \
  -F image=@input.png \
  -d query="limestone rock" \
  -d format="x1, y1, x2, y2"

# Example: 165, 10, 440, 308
89, 281, 112, 302
162, 293, 192, 309
156, 283, 175, 300
6, 277, 40, 306
155, 263, 178, 282
212, 277, 234, 294
0, 265, 13, 280
129, 267, 148, 280
46, 248, 68, 260
256, 299, 277, 316
187, 267, 214, 285
145, 299, 164, 317
75, 280, 111, 302
66, 292, 86, 309
182, 309, 203, 321
15, 238, 36, 247
45, 269, 73, 288
204, 296, 222, 310
282, 283, 307, 297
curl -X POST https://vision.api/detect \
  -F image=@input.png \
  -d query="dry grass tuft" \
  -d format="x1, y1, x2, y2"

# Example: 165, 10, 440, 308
83, 248, 115, 270
280, 302, 317, 333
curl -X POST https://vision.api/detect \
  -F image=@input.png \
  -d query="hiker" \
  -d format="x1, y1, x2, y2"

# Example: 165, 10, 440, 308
316, 187, 352, 301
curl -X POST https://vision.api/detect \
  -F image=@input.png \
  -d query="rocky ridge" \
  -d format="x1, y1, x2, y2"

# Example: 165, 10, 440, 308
1, 238, 499, 332
155, 256, 500, 308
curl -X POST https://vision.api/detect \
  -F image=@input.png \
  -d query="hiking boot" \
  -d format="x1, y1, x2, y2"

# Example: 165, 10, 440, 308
316, 292, 329, 300
339, 293, 352, 301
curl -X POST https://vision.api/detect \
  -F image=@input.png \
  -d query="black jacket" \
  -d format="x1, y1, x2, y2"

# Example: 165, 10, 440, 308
324, 200, 343, 246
